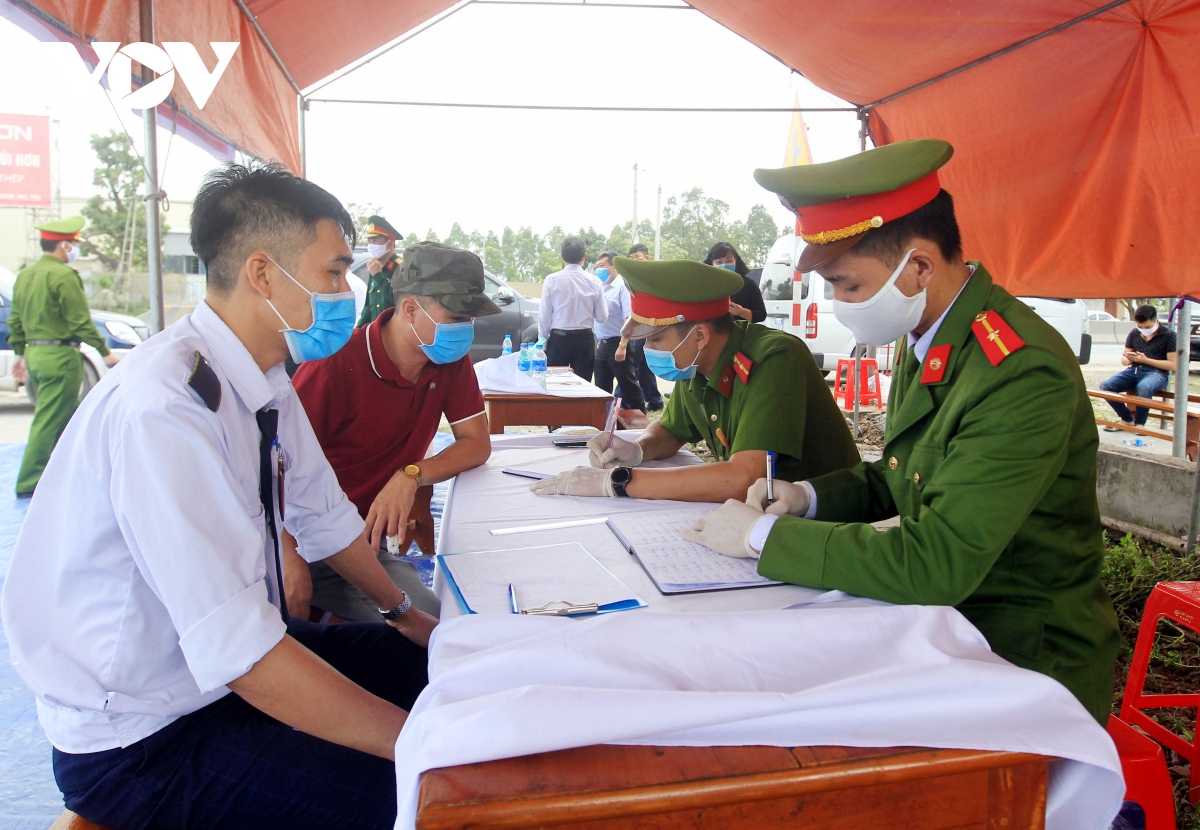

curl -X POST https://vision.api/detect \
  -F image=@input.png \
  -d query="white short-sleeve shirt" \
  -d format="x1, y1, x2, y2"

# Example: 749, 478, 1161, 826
0, 301, 364, 753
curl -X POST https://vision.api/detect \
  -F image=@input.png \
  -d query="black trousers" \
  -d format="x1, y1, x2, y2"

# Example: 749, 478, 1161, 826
592, 336, 646, 411
545, 329, 596, 381
53, 617, 428, 830
629, 340, 663, 408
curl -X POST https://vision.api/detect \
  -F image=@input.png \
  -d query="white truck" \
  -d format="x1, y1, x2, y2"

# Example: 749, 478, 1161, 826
759, 235, 1091, 371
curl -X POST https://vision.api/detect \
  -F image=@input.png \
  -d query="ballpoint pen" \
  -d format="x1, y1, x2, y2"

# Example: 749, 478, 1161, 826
509, 583, 519, 614
765, 451, 776, 505
604, 397, 623, 452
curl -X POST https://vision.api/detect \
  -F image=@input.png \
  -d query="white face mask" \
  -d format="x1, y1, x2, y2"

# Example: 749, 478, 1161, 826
831, 248, 924, 347
1138, 323, 1159, 337
367, 242, 390, 260
64, 243, 79, 265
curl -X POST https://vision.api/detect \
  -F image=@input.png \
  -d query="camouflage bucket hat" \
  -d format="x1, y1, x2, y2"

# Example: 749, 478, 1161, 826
391, 241, 501, 317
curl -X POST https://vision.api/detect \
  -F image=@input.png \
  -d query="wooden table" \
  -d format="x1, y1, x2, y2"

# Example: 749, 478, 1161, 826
483, 391, 612, 435
416, 743, 1051, 829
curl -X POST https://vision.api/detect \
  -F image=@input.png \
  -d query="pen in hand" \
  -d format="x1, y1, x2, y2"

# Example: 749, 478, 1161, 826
604, 397, 623, 452
765, 451, 776, 506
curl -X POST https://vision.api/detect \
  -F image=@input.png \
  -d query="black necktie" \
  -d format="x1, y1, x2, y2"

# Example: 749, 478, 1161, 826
256, 408, 288, 621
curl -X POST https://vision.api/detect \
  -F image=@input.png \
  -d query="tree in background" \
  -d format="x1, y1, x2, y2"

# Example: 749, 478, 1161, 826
345, 201, 385, 243
79, 131, 169, 286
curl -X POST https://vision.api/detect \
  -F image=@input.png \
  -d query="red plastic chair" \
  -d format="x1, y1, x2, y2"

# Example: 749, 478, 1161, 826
1120, 581, 1200, 803
1107, 716, 1176, 829
833, 357, 881, 410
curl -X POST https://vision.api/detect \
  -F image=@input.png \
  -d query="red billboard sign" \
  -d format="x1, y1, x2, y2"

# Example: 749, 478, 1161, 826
0, 114, 51, 208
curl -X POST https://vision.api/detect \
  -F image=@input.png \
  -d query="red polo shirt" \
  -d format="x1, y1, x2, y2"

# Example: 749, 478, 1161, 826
292, 308, 485, 518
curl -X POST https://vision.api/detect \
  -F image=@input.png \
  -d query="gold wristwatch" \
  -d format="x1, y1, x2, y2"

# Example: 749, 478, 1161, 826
403, 464, 424, 486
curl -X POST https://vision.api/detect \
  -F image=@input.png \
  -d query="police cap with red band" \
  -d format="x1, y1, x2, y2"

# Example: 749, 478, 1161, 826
35, 215, 85, 241
612, 256, 744, 340
754, 138, 954, 273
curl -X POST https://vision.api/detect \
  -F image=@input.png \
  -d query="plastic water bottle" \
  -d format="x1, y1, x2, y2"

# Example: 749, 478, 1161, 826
502, 335, 513, 356
532, 341, 547, 390
518, 342, 532, 374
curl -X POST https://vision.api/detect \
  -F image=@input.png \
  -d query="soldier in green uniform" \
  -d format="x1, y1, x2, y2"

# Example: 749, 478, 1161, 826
357, 215, 402, 327
10, 217, 116, 497
531, 259, 859, 503
684, 139, 1120, 723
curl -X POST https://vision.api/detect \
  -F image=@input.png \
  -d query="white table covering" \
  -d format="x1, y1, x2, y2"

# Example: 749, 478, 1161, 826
398, 433, 1123, 830
474, 353, 612, 398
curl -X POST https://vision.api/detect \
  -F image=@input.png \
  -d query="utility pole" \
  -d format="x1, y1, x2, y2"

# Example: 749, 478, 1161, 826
631, 163, 639, 244
654, 184, 662, 261
140, 0, 165, 334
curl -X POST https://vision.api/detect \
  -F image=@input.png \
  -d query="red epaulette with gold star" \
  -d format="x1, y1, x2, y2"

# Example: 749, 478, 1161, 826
733, 352, 754, 384
971, 310, 1025, 366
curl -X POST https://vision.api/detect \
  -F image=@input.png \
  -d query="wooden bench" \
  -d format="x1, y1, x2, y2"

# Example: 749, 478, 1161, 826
1088, 388, 1200, 459
49, 812, 107, 830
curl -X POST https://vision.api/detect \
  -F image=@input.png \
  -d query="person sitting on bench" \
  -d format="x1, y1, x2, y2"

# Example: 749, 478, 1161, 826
1100, 304, 1177, 431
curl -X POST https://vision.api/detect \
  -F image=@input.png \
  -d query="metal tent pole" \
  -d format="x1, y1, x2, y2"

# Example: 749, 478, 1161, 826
1174, 300, 1191, 458
631, 163, 639, 244
298, 96, 308, 178
851, 109, 870, 438
654, 184, 662, 260
140, 0, 164, 334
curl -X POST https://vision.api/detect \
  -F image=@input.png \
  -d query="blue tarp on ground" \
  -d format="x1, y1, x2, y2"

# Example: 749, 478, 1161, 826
0, 434, 452, 828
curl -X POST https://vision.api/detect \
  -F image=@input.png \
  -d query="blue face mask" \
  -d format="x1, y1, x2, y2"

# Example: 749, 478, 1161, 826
264, 257, 356, 363
411, 301, 474, 364
596, 267, 609, 281
715, 262, 737, 271
644, 326, 699, 382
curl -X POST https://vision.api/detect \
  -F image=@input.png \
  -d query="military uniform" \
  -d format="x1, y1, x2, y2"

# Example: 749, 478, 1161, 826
10, 217, 111, 496
659, 319, 860, 482
356, 215, 403, 327
748, 139, 1120, 723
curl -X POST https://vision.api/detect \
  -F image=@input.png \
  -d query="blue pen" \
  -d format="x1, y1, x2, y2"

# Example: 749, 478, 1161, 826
508, 583, 519, 614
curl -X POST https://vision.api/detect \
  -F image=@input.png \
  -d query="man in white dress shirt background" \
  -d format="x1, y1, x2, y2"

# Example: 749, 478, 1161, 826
591, 250, 648, 425
538, 235, 607, 380
0, 162, 436, 830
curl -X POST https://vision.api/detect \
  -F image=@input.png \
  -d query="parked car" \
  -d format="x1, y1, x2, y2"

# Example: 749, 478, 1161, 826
0, 286, 146, 403
350, 252, 540, 362
1190, 324, 1200, 362
1089, 311, 1118, 322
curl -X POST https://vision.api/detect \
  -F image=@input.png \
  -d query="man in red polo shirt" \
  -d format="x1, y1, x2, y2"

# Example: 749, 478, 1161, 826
287, 242, 499, 621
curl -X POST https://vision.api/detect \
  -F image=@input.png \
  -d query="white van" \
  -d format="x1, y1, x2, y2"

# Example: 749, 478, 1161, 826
759, 234, 1092, 369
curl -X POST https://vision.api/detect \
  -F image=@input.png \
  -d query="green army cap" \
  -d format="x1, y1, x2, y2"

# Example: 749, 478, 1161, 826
35, 215, 86, 241
612, 257, 744, 339
392, 241, 501, 317
754, 138, 954, 272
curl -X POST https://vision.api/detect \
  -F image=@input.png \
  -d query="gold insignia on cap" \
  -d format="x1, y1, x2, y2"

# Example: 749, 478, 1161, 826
870, 215, 883, 228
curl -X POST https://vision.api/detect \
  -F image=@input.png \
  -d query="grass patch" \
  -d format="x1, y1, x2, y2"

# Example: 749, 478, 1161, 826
1105, 531, 1200, 827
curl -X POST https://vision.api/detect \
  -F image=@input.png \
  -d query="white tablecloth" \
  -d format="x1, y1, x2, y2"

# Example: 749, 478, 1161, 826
475, 354, 612, 398
397, 433, 1123, 830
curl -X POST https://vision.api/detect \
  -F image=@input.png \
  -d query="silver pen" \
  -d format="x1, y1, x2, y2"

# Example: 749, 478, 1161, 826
765, 451, 776, 505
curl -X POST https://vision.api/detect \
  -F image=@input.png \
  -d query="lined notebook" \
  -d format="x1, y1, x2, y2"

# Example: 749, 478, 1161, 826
607, 508, 783, 594
438, 543, 646, 616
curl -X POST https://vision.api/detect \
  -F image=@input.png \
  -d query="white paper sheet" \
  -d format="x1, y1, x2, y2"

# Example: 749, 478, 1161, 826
608, 508, 782, 592
474, 353, 612, 398
439, 543, 643, 615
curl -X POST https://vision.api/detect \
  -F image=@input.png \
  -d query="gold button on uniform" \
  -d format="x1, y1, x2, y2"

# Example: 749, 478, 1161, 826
888, 457, 898, 470
710, 414, 718, 422
913, 472, 921, 484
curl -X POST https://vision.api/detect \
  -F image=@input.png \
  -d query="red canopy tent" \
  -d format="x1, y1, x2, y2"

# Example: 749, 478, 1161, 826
7, 0, 1199, 303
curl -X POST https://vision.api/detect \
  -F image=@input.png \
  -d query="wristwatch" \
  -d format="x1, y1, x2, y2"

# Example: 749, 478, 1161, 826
403, 464, 424, 486
610, 466, 633, 498
379, 591, 413, 621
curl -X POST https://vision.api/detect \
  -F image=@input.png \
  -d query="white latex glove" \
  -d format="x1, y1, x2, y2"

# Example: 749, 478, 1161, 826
587, 431, 644, 469
746, 478, 811, 517
680, 499, 764, 558
529, 466, 615, 497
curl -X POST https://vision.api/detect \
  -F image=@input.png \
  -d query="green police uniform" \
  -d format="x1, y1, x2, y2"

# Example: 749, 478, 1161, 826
659, 320, 860, 482
752, 139, 1120, 723
357, 215, 402, 327
11, 217, 111, 496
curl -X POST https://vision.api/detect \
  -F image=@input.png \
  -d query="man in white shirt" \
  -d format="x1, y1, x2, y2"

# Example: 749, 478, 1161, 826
591, 251, 646, 415
1, 162, 436, 830
538, 235, 607, 379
